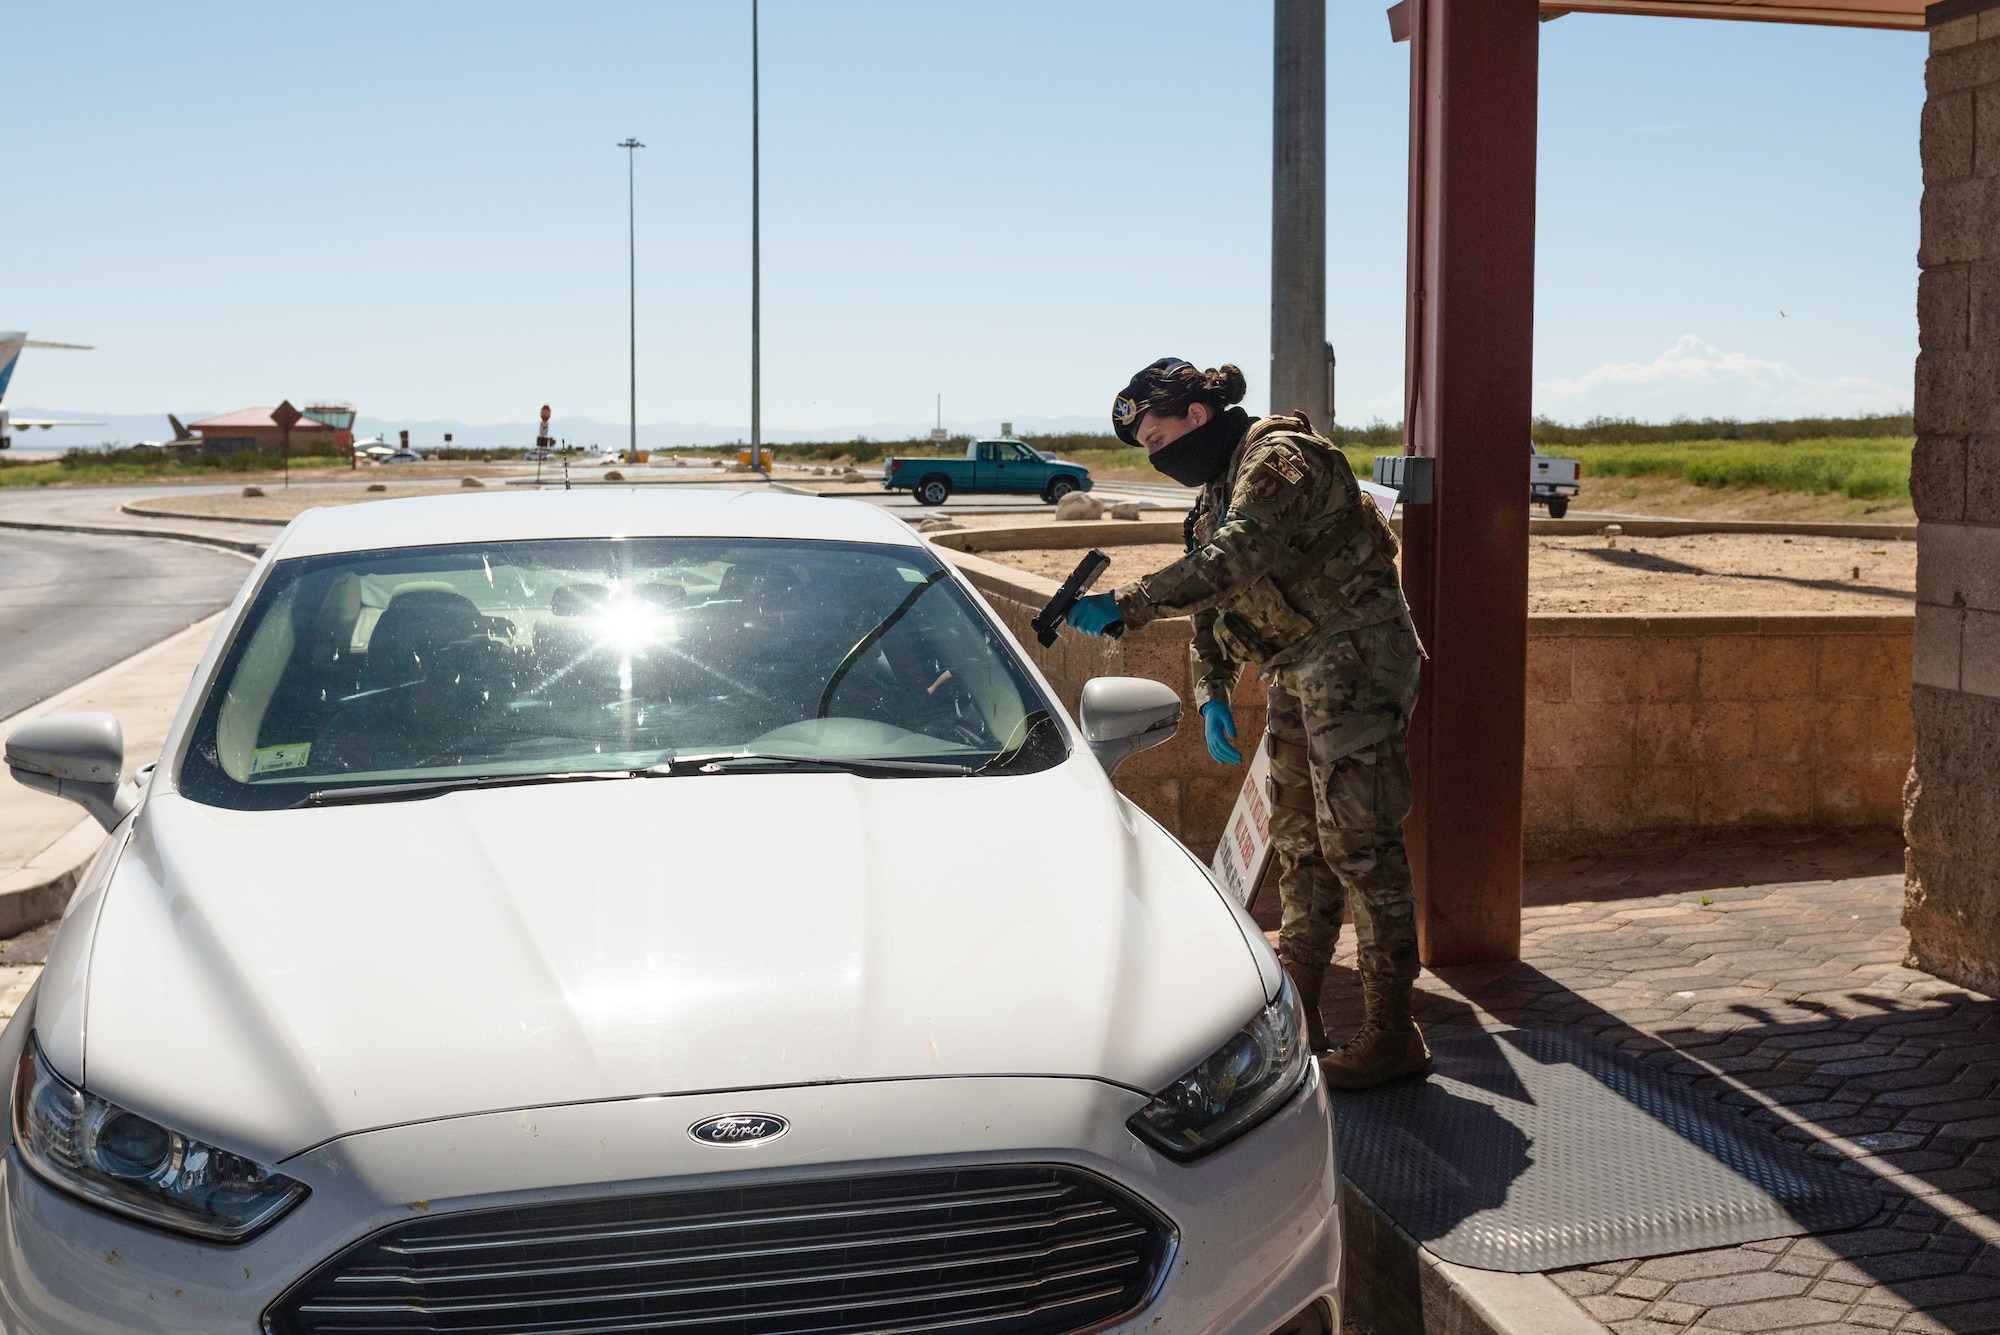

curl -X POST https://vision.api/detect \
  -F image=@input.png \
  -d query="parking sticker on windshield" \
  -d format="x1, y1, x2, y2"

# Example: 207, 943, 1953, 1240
250, 743, 313, 776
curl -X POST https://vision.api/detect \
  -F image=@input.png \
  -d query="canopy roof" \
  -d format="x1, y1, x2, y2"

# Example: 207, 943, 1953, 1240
1541, 0, 1923, 29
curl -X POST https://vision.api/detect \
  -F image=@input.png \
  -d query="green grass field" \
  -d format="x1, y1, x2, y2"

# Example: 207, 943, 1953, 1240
1558, 437, 1913, 500
0, 452, 351, 487
1055, 435, 1914, 500
6, 429, 1916, 502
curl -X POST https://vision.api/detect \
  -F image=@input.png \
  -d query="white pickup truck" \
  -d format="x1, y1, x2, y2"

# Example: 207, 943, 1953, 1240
1370, 446, 1582, 517
1532, 443, 1581, 518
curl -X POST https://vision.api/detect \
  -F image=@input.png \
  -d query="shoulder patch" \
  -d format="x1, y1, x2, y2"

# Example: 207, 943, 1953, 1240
1267, 453, 1304, 486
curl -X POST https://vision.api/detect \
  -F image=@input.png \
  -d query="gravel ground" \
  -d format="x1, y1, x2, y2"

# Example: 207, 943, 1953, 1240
985, 533, 1917, 614
139, 482, 480, 520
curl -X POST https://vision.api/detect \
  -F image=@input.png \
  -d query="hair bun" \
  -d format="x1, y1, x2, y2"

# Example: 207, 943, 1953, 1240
1205, 365, 1247, 406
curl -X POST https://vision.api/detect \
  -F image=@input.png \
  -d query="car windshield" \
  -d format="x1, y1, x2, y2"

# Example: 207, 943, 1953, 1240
177, 536, 1065, 810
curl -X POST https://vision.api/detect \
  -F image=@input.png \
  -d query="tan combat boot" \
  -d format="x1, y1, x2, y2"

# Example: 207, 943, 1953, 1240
1320, 974, 1431, 1090
1283, 961, 1329, 1053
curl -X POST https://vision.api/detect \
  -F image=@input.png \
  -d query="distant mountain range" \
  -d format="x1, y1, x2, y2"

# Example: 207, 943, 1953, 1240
9, 409, 1113, 450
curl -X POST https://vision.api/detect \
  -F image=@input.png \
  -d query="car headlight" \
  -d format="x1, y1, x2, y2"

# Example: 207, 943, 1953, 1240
12, 1036, 307, 1241
1127, 976, 1311, 1160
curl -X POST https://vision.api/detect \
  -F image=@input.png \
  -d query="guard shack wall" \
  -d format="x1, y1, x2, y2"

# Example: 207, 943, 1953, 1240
938, 536, 1913, 863
1907, 5, 2000, 996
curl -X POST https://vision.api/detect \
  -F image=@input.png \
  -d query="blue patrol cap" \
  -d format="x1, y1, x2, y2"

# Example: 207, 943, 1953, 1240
1111, 357, 1192, 447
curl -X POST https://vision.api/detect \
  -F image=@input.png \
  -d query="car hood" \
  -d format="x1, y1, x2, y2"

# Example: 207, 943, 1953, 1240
58, 759, 1268, 1161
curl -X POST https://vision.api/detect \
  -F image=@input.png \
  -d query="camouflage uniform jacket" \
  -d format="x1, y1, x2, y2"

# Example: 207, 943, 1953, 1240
1112, 412, 1411, 706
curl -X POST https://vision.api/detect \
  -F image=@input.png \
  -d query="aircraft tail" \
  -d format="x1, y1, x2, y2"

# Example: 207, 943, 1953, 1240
168, 413, 192, 441
0, 334, 24, 404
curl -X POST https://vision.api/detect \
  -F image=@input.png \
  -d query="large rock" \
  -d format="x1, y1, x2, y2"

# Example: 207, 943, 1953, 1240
1110, 502, 1143, 520
1056, 493, 1104, 522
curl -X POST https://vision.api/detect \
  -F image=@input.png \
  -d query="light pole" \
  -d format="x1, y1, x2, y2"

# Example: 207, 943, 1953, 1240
1271, 0, 1327, 421
749, 0, 763, 473
618, 137, 645, 465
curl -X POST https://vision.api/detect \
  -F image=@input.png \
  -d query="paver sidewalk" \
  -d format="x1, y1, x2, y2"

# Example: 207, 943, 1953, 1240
1298, 833, 2000, 1335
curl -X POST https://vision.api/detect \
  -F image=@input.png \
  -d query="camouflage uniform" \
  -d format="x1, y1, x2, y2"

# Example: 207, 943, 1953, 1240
1113, 413, 1422, 983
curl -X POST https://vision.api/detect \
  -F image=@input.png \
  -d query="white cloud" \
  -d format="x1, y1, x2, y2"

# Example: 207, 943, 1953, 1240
1535, 335, 1905, 421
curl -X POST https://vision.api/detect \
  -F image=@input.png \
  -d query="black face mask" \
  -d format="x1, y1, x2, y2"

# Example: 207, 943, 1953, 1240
1146, 406, 1249, 487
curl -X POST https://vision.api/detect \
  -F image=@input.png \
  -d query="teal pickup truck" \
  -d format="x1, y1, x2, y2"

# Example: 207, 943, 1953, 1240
883, 439, 1093, 506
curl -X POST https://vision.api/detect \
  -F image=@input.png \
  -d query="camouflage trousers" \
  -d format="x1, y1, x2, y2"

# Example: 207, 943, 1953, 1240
1265, 619, 1423, 983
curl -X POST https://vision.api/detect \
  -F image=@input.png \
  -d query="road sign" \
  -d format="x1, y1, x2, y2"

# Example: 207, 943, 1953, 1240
929, 428, 948, 444
540, 405, 551, 425
272, 400, 301, 490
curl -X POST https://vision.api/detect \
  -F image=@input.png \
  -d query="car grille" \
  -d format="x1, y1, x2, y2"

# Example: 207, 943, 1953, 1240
265, 1164, 1175, 1335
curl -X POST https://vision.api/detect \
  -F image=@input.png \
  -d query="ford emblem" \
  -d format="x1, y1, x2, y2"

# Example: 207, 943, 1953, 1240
688, 1113, 789, 1146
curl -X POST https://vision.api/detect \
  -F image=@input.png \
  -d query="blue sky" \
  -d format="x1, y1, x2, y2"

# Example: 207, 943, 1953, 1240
5, 3, 1923, 438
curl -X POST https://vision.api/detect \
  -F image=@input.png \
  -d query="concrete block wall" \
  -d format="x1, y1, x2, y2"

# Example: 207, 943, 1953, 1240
1524, 615, 1913, 860
945, 547, 1914, 862
1908, 6, 2000, 997
951, 551, 1256, 848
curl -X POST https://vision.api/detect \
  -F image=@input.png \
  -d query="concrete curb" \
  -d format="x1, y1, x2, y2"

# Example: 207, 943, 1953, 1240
0, 613, 228, 938
120, 501, 287, 527
0, 820, 98, 938
1532, 518, 1915, 539
1342, 1182, 1610, 1335
0, 516, 267, 557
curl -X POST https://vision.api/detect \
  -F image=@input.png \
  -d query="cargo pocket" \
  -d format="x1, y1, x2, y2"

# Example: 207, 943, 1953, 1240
1356, 623, 1424, 715
1219, 576, 1318, 662
1323, 736, 1414, 831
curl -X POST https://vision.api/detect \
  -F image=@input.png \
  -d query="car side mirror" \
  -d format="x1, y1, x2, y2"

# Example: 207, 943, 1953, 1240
5, 712, 139, 832
1079, 677, 1183, 776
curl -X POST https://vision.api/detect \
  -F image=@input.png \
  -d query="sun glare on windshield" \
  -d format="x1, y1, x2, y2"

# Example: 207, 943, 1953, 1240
177, 537, 1066, 810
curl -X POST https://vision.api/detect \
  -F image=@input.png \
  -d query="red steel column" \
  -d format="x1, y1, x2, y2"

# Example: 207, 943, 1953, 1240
1400, 0, 1538, 965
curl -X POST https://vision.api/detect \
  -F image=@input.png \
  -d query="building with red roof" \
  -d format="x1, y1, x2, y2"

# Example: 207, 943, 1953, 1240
188, 405, 353, 456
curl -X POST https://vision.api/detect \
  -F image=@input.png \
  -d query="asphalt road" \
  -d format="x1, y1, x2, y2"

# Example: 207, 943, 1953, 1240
0, 528, 249, 721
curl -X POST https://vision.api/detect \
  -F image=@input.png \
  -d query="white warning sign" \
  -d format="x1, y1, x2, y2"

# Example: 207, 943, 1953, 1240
1210, 741, 1274, 909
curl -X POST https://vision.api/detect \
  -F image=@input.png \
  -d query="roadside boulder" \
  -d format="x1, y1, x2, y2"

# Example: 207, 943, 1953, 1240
915, 516, 964, 533
241, 486, 264, 499
365, 483, 387, 493
460, 476, 485, 488
1109, 502, 1142, 520
1056, 493, 1104, 522
604, 470, 625, 482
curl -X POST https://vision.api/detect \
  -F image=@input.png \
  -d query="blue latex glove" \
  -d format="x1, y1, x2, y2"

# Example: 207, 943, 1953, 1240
1065, 592, 1121, 637
1200, 701, 1242, 766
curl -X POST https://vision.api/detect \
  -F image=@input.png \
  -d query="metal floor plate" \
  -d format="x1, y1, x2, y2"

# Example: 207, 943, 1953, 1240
1329, 1026, 1880, 1272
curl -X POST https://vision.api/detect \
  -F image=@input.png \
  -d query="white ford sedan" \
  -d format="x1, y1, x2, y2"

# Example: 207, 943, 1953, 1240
0, 491, 1339, 1335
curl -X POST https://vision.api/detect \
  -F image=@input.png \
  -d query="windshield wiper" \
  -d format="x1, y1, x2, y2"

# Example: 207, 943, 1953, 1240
975, 710, 1059, 775
665, 753, 974, 777
294, 750, 974, 807
296, 768, 658, 808
815, 568, 949, 719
